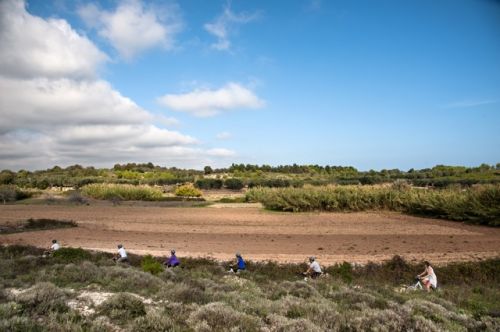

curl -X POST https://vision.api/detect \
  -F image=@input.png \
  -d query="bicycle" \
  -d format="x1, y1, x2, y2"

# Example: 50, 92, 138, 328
405, 276, 424, 291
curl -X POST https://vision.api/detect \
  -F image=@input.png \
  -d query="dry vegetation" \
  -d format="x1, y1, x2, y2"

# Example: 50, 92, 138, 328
0, 246, 499, 331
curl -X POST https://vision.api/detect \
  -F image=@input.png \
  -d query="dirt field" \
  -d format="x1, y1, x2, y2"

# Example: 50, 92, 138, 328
1, 204, 499, 265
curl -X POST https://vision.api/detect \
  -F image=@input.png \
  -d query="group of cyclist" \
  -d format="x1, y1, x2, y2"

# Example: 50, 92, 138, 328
47, 240, 437, 291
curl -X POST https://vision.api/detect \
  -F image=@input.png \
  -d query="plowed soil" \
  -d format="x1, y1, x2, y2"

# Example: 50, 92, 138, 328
1, 204, 499, 265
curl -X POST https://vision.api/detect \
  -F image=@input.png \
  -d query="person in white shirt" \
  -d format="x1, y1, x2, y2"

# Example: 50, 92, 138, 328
50, 239, 60, 251
304, 256, 322, 279
418, 261, 437, 291
43, 239, 60, 256
113, 244, 129, 263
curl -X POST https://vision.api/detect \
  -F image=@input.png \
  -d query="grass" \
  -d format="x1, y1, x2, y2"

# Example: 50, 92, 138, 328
0, 245, 499, 331
0, 218, 77, 235
246, 184, 500, 226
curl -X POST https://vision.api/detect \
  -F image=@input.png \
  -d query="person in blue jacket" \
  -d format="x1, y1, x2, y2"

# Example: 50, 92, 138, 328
164, 249, 180, 268
230, 252, 246, 273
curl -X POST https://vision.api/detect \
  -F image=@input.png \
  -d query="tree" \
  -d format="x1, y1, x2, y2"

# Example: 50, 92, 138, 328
0, 170, 15, 185
204, 166, 213, 175
0, 185, 17, 204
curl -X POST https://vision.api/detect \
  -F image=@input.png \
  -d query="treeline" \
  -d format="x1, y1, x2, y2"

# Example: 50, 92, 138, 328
0, 163, 202, 189
1, 162, 499, 189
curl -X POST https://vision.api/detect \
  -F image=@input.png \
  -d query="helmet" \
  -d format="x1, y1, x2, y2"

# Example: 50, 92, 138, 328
309, 256, 315, 262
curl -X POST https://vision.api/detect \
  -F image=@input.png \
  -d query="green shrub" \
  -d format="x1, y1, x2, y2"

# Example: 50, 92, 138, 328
141, 255, 163, 275
266, 314, 322, 332
102, 266, 164, 295
187, 302, 262, 331
81, 184, 163, 201
133, 310, 177, 332
97, 293, 146, 322
224, 178, 244, 190
195, 178, 223, 190
326, 262, 353, 283
15, 282, 68, 315
0, 316, 43, 332
52, 248, 91, 263
175, 184, 202, 197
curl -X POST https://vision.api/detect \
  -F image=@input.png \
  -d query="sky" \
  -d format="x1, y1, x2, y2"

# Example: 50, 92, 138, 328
0, 0, 499, 171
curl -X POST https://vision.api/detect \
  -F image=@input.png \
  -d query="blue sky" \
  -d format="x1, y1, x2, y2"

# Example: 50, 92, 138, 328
0, 0, 499, 170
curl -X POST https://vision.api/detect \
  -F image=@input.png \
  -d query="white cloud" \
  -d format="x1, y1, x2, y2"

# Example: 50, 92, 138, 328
0, 78, 151, 133
157, 82, 265, 117
204, 4, 259, 51
206, 148, 236, 157
78, 0, 182, 59
442, 100, 497, 109
0, 0, 108, 79
0, 1, 232, 170
216, 132, 232, 140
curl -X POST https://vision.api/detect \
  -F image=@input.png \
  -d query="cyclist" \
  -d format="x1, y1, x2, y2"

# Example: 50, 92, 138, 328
418, 261, 437, 291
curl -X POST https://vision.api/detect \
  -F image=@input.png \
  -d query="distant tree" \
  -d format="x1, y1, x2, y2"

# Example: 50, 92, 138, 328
204, 166, 213, 175
0, 170, 15, 185
0, 185, 17, 204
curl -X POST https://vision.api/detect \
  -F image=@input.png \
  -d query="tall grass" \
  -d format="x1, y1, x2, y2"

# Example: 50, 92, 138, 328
81, 183, 163, 201
246, 184, 500, 226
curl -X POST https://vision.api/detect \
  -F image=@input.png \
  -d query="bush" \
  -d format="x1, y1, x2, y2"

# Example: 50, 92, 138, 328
15, 282, 68, 315
175, 184, 202, 197
52, 247, 92, 264
81, 184, 163, 201
141, 255, 163, 275
224, 178, 244, 190
187, 302, 262, 331
97, 293, 146, 321
103, 266, 164, 295
0, 316, 42, 332
133, 310, 177, 332
265, 314, 322, 332
195, 178, 223, 190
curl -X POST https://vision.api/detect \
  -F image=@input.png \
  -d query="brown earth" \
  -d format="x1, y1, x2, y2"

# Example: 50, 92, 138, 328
1, 204, 499, 266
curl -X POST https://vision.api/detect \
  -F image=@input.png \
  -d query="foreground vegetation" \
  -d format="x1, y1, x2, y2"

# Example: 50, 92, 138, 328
246, 184, 500, 226
0, 245, 499, 331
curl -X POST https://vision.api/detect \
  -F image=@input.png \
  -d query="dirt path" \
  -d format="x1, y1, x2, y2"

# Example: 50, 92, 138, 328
1, 204, 499, 265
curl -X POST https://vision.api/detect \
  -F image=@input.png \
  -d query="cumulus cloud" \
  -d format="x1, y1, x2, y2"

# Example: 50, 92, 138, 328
78, 0, 182, 59
0, 0, 108, 79
0, 1, 229, 170
157, 82, 265, 117
0, 78, 151, 133
204, 3, 259, 50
